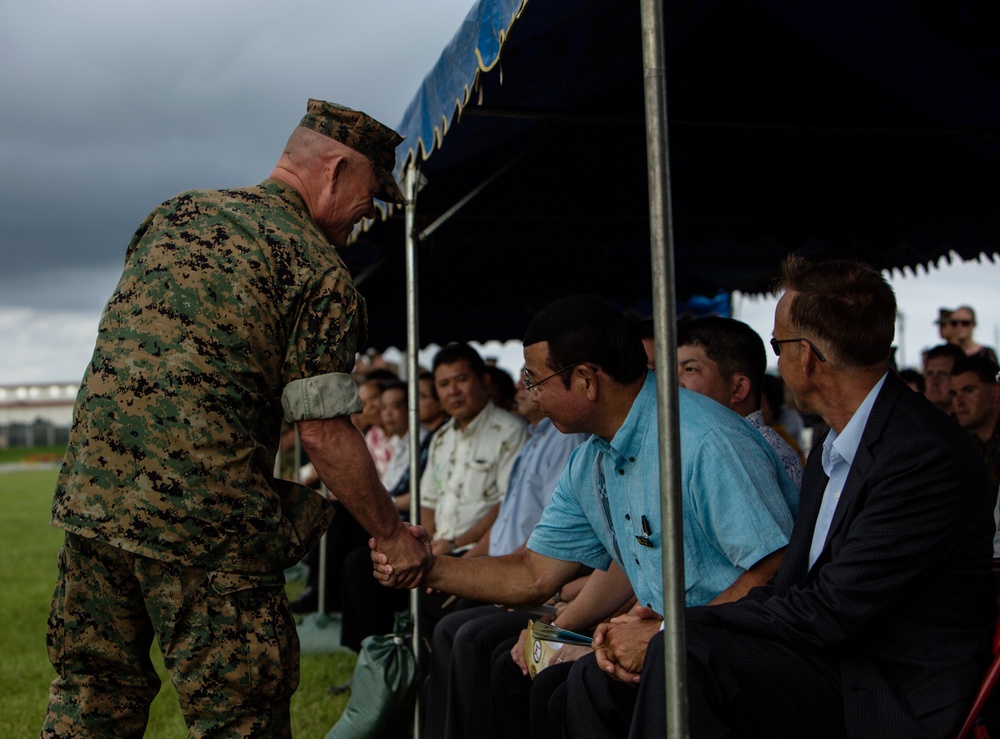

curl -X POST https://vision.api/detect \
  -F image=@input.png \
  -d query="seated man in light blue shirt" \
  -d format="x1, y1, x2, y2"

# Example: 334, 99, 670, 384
372, 294, 799, 730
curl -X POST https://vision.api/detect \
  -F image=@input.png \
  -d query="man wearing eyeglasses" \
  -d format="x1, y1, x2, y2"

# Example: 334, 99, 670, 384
607, 255, 994, 739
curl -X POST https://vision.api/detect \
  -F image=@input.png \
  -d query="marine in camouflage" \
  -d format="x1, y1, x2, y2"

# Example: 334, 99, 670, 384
42, 97, 406, 737
42, 533, 296, 738
51, 179, 363, 573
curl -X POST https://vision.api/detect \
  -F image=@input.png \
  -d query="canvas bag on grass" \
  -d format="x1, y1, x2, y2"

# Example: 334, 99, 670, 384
325, 610, 419, 739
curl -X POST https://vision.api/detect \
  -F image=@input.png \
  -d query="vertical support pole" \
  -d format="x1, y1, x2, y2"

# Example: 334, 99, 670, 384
639, 0, 688, 735
404, 161, 424, 739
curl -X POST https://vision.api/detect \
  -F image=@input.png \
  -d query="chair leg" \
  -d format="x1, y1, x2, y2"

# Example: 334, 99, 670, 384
958, 656, 1000, 739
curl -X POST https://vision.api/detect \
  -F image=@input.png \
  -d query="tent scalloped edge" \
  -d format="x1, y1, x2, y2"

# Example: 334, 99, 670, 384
352, 0, 529, 239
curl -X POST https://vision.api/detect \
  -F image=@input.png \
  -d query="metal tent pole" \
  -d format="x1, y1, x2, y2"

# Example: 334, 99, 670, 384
404, 161, 424, 739
639, 0, 688, 735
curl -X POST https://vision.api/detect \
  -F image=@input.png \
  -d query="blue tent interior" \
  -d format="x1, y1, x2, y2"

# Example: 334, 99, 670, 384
345, 0, 999, 350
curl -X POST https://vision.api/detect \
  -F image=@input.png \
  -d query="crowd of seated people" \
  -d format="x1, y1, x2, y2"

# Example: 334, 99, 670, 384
287, 287, 999, 738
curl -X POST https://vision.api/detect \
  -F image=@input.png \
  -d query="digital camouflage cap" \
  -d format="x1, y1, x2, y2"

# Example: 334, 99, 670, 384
299, 99, 405, 205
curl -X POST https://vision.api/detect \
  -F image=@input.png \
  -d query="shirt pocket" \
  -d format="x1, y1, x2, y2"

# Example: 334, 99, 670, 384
465, 458, 495, 499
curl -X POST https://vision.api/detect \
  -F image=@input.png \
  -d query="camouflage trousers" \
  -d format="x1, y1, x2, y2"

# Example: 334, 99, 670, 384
41, 532, 298, 738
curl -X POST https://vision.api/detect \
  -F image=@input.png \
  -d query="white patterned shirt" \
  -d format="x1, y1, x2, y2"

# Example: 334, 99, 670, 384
420, 401, 529, 540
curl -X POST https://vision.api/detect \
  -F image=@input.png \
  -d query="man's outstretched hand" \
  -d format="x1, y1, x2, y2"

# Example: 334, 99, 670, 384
370, 523, 433, 589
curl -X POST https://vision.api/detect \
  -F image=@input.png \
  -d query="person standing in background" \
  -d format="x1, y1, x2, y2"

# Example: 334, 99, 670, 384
948, 305, 998, 363
936, 307, 955, 345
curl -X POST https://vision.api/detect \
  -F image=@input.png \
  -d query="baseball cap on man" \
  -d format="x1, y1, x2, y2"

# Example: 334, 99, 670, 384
299, 99, 405, 205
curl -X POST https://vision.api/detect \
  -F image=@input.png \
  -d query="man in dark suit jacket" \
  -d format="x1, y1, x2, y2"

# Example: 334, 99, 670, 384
568, 255, 996, 738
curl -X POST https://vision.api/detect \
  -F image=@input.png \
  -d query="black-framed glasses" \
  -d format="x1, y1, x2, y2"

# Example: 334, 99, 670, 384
769, 337, 827, 363
949, 319, 973, 327
522, 362, 583, 396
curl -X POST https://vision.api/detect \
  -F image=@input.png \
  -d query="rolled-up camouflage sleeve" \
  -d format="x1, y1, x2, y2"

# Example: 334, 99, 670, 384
281, 261, 368, 421
282, 373, 362, 421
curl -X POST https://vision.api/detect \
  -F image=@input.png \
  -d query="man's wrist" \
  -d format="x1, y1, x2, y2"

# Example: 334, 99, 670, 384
425, 551, 442, 589
377, 517, 410, 541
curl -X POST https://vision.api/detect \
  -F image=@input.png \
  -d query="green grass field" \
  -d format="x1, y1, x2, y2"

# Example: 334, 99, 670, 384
0, 466, 357, 738
0, 445, 65, 465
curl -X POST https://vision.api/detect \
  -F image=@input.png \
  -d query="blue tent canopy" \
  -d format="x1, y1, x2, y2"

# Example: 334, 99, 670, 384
346, 0, 1000, 350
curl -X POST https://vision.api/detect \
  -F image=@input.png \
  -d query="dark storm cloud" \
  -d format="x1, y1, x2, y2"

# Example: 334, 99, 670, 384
0, 0, 473, 310
4, 0, 998, 385
0, 0, 476, 382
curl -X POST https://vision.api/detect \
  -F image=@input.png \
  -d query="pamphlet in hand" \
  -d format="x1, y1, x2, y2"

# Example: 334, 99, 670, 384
528, 620, 592, 646
523, 619, 593, 680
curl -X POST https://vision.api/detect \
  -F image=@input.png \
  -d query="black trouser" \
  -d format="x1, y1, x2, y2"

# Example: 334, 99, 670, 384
487, 635, 573, 739
422, 606, 532, 739
339, 544, 409, 652
564, 627, 844, 739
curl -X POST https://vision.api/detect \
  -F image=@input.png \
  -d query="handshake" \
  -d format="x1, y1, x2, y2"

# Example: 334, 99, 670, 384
369, 522, 435, 589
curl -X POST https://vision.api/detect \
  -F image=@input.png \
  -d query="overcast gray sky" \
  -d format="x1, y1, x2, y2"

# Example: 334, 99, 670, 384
2, 0, 998, 385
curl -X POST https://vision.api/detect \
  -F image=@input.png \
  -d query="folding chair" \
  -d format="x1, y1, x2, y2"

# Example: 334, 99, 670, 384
956, 564, 1000, 739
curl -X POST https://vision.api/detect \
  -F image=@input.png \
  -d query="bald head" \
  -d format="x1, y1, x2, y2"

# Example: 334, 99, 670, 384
281, 126, 362, 169
270, 126, 379, 247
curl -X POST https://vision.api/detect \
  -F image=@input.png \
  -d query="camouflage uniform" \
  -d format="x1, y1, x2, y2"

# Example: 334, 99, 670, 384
43, 178, 367, 738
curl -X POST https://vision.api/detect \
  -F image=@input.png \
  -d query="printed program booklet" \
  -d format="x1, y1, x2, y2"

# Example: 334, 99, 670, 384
523, 619, 592, 679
